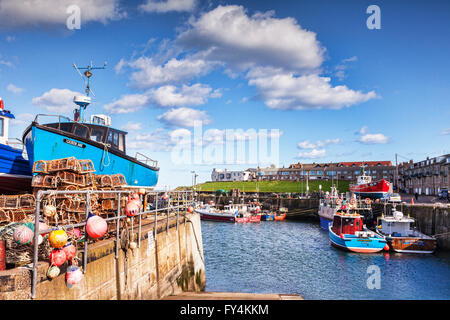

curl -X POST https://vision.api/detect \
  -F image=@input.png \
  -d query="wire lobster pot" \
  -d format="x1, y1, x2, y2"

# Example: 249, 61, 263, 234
32, 157, 95, 174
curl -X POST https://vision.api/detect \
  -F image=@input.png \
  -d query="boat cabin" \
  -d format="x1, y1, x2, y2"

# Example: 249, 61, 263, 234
356, 174, 372, 185
331, 213, 364, 236
43, 121, 127, 154
0, 98, 14, 145
378, 211, 415, 237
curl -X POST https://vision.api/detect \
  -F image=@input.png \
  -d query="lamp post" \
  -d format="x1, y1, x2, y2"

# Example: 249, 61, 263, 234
191, 170, 198, 194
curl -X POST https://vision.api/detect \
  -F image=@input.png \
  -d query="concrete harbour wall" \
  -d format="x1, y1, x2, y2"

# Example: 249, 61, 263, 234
0, 212, 206, 300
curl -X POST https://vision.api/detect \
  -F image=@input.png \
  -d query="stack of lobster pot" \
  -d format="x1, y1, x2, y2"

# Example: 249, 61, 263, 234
31, 157, 127, 225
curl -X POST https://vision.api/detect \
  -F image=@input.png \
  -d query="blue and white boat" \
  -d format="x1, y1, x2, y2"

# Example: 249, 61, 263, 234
318, 186, 341, 230
0, 98, 32, 194
329, 210, 388, 253
22, 63, 159, 187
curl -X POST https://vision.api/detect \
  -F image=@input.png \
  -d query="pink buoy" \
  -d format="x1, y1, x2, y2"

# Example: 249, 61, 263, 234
49, 249, 66, 267
86, 213, 107, 238
66, 265, 83, 286
67, 228, 81, 239
63, 242, 77, 261
125, 195, 140, 217
13, 225, 34, 245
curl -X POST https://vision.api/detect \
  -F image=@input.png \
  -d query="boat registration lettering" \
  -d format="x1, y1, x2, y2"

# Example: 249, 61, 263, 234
63, 138, 86, 148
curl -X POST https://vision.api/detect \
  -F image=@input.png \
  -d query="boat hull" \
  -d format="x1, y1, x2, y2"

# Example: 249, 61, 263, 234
350, 179, 392, 199
318, 206, 335, 230
274, 213, 286, 221
195, 209, 235, 222
329, 226, 387, 253
0, 143, 32, 194
319, 216, 332, 230
24, 125, 158, 187
260, 214, 274, 221
384, 236, 436, 253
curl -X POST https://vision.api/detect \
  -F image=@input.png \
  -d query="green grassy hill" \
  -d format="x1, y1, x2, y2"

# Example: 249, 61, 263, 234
194, 180, 350, 193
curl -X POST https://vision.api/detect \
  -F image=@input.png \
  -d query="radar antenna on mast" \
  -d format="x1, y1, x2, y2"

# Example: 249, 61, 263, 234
72, 61, 107, 96
71, 61, 107, 122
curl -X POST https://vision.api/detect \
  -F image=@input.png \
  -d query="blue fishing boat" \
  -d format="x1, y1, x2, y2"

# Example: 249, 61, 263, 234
260, 210, 274, 221
22, 63, 159, 187
329, 211, 388, 253
0, 98, 32, 193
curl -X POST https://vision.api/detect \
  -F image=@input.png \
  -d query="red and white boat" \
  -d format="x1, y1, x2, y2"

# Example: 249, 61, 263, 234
349, 166, 392, 199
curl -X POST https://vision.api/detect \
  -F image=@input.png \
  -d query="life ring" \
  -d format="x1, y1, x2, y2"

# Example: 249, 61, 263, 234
365, 198, 372, 205
349, 198, 356, 205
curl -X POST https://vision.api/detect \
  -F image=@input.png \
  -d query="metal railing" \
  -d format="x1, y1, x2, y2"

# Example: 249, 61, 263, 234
30, 189, 194, 299
135, 152, 158, 168
33, 114, 72, 126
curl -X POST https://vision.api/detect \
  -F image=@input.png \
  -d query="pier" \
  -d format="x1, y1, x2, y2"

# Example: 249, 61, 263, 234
0, 190, 206, 300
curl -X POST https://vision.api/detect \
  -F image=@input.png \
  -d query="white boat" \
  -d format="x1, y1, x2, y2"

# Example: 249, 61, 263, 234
194, 204, 237, 222
376, 209, 436, 253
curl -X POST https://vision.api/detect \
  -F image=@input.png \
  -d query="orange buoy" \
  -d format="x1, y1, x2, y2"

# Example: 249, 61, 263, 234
48, 229, 68, 248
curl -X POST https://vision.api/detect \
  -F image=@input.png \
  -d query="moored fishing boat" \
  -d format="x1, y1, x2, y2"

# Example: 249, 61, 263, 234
318, 186, 341, 230
274, 207, 287, 221
22, 63, 159, 187
0, 98, 32, 193
195, 204, 236, 222
349, 165, 392, 199
260, 210, 274, 221
376, 209, 436, 253
329, 210, 388, 253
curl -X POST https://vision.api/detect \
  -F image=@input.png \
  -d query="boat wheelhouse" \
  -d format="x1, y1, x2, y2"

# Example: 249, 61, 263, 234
376, 209, 436, 253
329, 211, 388, 253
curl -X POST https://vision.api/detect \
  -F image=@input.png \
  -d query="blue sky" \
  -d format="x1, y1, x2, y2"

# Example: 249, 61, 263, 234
0, 0, 449, 188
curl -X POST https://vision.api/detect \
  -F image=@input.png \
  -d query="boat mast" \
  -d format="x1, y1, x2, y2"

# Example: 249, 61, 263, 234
72, 61, 107, 123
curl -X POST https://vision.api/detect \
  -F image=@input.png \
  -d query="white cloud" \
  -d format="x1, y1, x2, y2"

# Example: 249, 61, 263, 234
149, 83, 218, 107
117, 56, 216, 89
120, 121, 143, 132
358, 133, 389, 144
6, 35, 15, 42
357, 126, 369, 135
176, 5, 325, 72
297, 138, 340, 149
297, 148, 326, 159
103, 93, 150, 114
32, 88, 82, 113
157, 107, 211, 127
0, 0, 125, 28
10, 113, 34, 126
139, 0, 196, 13
0, 56, 13, 68
127, 128, 174, 152
441, 128, 450, 135
6, 83, 24, 94
249, 73, 377, 110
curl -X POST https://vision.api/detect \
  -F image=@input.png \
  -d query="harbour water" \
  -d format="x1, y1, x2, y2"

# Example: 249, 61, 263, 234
201, 220, 450, 300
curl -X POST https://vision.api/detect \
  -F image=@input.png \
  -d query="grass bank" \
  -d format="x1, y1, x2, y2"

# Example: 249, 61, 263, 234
192, 180, 350, 193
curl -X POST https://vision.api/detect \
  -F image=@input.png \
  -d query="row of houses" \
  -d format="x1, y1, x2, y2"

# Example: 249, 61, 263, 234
210, 154, 450, 196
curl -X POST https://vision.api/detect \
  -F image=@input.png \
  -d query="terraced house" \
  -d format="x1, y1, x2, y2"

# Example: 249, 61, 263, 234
399, 154, 450, 195
255, 161, 395, 182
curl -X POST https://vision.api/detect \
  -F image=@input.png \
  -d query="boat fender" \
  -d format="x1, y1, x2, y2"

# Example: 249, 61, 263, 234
383, 244, 390, 251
